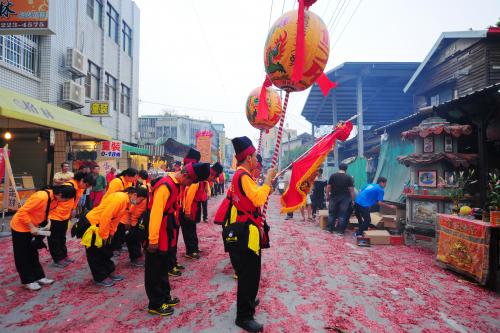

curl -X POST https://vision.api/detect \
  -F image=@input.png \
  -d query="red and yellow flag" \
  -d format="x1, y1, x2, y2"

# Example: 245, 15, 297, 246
280, 121, 353, 213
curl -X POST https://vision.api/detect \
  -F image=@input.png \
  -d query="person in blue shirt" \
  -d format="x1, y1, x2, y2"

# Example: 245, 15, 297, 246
354, 177, 396, 237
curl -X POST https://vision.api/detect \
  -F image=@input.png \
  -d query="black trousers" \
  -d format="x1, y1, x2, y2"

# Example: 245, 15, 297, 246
111, 223, 126, 251
12, 230, 46, 284
85, 241, 115, 282
182, 212, 199, 254
125, 226, 143, 261
229, 247, 261, 321
171, 218, 180, 266
145, 251, 172, 309
48, 219, 69, 262
311, 197, 325, 216
354, 203, 371, 236
328, 195, 352, 233
201, 200, 208, 220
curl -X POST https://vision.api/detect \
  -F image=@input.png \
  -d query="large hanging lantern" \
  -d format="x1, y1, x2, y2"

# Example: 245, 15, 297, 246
264, 10, 329, 92
245, 86, 282, 130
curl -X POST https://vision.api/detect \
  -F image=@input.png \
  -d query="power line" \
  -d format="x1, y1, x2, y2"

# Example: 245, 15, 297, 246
139, 99, 241, 114
328, 0, 349, 33
281, 0, 287, 15
333, 0, 363, 47
330, 0, 352, 36
268, 0, 274, 29
326, 0, 343, 32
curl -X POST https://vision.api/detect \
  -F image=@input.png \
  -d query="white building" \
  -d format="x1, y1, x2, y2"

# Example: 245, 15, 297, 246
0, 0, 140, 186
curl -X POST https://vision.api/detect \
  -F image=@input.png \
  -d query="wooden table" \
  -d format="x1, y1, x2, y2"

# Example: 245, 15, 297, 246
436, 214, 499, 290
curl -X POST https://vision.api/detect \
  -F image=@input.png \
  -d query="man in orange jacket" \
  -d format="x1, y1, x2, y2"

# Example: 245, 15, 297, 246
145, 162, 210, 316
11, 185, 76, 291
48, 172, 95, 268
83, 187, 148, 287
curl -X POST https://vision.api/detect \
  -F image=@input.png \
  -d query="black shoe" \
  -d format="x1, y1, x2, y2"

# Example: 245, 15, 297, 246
254, 298, 260, 306
109, 274, 125, 281
184, 252, 200, 260
165, 297, 180, 307
235, 319, 263, 332
95, 278, 114, 287
175, 263, 185, 270
148, 304, 174, 316
168, 268, 182, 277
131, 259, 145, 267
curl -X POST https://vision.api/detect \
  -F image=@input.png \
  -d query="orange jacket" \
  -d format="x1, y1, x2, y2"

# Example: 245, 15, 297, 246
119, 198, 147, 226
101, 176, 133, 202
10, 190, 57, 232
48, 179, 84, 221
86, 192, 130, 239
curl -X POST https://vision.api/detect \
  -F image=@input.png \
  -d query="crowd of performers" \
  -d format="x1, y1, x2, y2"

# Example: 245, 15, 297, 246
10, 136, 274, 333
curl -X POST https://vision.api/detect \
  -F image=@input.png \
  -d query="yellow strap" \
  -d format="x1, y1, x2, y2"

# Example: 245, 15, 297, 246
248, 224, 260, 255
81, 225, 103, 248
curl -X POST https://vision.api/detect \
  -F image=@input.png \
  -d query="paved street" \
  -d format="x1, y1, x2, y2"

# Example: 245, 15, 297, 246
0, 194, 498, 333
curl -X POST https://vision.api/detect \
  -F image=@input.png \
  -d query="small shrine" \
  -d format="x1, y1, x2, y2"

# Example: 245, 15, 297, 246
397, 116, 477, 247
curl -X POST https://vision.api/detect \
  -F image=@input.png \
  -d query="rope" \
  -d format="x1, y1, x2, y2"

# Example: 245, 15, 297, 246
261, 91, 290, 221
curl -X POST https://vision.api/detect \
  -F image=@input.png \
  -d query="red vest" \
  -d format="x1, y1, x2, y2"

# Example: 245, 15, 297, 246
149, 176, 180, 251
231, 169, 260, 222
195, 181, 208, 202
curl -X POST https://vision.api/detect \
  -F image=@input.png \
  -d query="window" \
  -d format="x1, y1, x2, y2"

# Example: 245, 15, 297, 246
122, 21, 132, 56
120, 84, 130, 116
85, 61, 101, 100
104, 73, 117, 110
106, 3, 119, 43
87, 0, 103, 27
0, 35, 39, 75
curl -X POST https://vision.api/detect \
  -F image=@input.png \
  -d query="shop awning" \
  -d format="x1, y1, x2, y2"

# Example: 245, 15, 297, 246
122, 144, 149, 155
0, 87, 111, 140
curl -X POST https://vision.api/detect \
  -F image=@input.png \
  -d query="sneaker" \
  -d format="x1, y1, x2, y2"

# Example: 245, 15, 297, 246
168, 268, 182, 277
235, 319, 263, 332
38, 278, 54, 285
53, 260, 69, 268
113, 252, 121, 257
131, 259, 145, 267
95, 279, 114, 287
203, 219, 208, 223
184, 252, 200, 260
24, 282, 42, 291
165, 297, 180, 307
64, 257, 75, 263
232, 274, 238, 280
109, 274, 125, 281
119, 247, 128, 253
175, 263, 185, 270
148, 303, 174, 316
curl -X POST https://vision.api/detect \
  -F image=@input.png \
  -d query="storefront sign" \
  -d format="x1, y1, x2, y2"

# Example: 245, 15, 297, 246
196, 130, 213, 163
99, 141, 122, 158
0, 0, 52, 34
90, 101, 110, 117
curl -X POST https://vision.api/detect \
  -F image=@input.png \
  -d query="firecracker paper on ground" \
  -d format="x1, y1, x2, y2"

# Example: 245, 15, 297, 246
0, 195, 498, 332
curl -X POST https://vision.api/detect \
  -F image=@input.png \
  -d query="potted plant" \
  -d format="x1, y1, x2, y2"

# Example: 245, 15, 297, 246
487, 171, 500, 225
442, 169, 477, 214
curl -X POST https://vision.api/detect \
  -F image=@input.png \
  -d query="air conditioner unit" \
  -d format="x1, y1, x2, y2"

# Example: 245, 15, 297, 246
62, 81, 85, 108
65, 48, 86, 77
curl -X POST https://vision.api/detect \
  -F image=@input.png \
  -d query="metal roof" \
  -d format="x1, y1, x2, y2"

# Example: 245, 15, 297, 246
403, 30, 487, 93
301, 62, 419, 127
373, 82, 500, 133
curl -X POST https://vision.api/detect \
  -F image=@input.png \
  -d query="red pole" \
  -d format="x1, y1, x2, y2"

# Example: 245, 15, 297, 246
257, 129, 264, 155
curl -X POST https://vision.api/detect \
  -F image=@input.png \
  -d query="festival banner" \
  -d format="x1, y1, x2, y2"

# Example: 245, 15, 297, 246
281, 121, 353, 212
196, 130, 213, 163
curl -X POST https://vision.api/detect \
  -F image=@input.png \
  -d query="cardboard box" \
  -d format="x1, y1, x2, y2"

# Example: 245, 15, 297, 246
318, 210, 329, 217
319, 216, 328, 230
369, 213, 384, 228
390, 235, 404, 245
363, 230, 391, 245
381, 215, 398, 229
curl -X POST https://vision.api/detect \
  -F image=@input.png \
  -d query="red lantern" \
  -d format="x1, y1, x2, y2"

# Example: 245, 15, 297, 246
245, 87, 282, 130
264, 10, 329, 92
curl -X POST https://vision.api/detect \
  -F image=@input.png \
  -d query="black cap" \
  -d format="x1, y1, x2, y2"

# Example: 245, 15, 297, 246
232, 136, 256, 162
211, 162, 223, 175
184, 148, 201, 164
186, 162, 211, 182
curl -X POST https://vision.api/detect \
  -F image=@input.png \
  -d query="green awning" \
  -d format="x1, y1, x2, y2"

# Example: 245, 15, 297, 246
0, 86, 111, 140
122, 144, 149, 155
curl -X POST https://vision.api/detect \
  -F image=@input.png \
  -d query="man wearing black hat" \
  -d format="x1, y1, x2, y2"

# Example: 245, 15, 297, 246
227, 136, 276, 332
183, 162, 224, 259
144, 162, 210, 316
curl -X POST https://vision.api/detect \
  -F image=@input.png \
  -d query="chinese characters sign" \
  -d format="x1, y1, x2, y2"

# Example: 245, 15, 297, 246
0, 0, 51, 34
99, 141, 122, 158
196, 130, 213, 163
90, 101, 110, 117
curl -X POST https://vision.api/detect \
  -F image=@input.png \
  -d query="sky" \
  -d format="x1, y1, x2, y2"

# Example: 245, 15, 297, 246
134, 0, 500, 142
